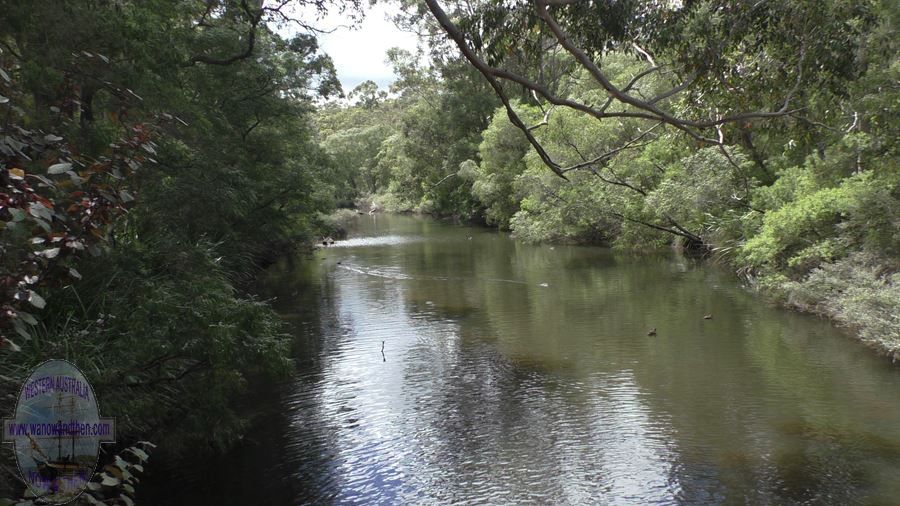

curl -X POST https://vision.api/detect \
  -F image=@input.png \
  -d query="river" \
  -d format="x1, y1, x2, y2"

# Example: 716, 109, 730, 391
151, 214, 900, 504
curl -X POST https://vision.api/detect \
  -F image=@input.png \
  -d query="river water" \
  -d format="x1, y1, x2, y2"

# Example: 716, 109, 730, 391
155, 214, 900, 504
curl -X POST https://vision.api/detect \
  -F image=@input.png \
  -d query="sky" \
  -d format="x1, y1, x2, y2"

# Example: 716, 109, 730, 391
281, 2, 420, 95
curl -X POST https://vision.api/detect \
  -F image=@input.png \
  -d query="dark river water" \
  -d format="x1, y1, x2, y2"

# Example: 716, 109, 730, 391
151, 214, 900, 505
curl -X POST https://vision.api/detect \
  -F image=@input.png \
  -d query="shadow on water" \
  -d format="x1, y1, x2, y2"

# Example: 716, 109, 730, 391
146, 214, 900, 505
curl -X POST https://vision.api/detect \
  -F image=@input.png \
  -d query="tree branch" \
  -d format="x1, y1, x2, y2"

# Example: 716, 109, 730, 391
428, 172, 458, 190
423, 0, 568, 178
189, 0, 263, 66
423, 0, 805, 181
560, 122, 662, 173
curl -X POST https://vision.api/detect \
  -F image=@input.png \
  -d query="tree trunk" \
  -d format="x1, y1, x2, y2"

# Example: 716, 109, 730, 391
79, 86, 95, 127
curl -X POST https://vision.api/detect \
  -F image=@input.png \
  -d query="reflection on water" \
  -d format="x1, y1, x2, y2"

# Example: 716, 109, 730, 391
328, 235, 421, 248
151, 214, 900, 505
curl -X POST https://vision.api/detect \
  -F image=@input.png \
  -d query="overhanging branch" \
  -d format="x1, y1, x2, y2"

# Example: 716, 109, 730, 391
189, 0, 264, 66
423, 0, 568, 178
422, 0, 807, 180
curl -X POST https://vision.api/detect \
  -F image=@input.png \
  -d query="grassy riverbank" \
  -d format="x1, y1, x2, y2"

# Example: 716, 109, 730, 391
755, 252, 900, 361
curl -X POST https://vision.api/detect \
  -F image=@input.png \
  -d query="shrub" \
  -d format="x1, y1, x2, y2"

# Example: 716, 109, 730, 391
781, 252, 900, 359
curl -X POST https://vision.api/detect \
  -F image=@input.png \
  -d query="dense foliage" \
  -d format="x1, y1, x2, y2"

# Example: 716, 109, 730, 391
320, 0, 898, 357
0, 0, 354, 500
0, 0, 897, 501
316, 49, 498, 217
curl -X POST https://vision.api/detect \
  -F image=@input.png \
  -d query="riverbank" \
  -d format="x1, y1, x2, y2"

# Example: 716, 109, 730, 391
752, 251, 900, 363
143, 213, 900, 504
337, 204, 900, 363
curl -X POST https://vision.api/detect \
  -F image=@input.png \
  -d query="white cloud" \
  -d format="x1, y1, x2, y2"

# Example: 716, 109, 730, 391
277, 2, 419, 94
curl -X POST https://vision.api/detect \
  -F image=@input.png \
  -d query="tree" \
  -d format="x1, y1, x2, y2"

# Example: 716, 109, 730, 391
349, 80, 388, 108
417, 0, 875, 179
0, 1, 363, 488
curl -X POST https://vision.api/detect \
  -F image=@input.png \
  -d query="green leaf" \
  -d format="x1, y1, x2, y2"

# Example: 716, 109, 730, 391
104, 465, 123, 480
113, 455, 128, 471
48, 162, 72, 174
3, 336, 22, 352
27, 290, 45, 309
99, 473, 120, 487
33, 217, 51, 233
128, 448, 149, 462
7, 208, 26, 222
12, 320, 30, 340
28, 202, 52, 221
16, 310, 37, 325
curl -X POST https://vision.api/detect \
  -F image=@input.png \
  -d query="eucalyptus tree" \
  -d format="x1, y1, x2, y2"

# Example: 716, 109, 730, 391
413, 0, 875, 180
0, 1, 364, 486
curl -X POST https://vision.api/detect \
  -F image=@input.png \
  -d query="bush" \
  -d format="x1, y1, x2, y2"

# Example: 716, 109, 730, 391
8, 236, 290, 452
780, 252, 900, 359
645, 146, 753, 238
316, 208, 358, 240
742, 173, 867, 272
470, 102, 538, 228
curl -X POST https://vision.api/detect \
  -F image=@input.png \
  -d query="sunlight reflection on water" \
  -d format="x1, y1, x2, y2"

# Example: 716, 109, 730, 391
150, 214, 900, 505
328, 235, 421, 248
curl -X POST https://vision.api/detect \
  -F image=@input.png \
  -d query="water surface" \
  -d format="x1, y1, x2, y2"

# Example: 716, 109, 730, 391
157, 214, 900, 504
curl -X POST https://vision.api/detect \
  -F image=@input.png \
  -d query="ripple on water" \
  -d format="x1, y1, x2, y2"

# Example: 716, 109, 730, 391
328, 235, 421, 248
169, 215, 900, 506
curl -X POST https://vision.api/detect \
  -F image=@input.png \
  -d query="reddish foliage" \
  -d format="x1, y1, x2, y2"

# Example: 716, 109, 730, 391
0, 70, 152, 348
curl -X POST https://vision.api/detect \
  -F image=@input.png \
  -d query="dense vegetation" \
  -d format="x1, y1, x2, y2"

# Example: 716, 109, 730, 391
0, 0, 896, 502
0, 0, 354, 501
318, 0, 898, 358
